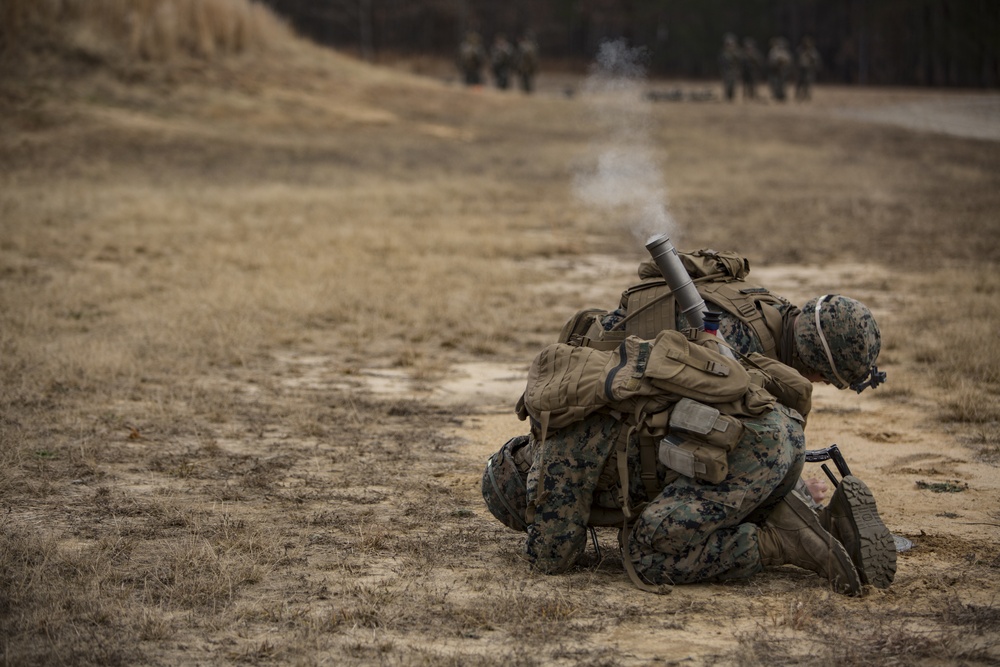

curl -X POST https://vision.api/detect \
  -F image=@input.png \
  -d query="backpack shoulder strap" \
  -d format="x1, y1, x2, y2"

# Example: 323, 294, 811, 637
697, 281, 786, 358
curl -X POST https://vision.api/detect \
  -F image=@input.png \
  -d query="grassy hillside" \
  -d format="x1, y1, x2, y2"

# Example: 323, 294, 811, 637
1, 0, 288, 61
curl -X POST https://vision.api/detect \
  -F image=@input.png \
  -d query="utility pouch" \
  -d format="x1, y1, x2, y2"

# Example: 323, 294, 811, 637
657, 435, 729, 484
668, 398, 744, 452
658, 398, 741, 483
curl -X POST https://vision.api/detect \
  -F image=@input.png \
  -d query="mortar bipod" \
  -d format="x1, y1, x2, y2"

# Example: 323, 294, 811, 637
803, 443, 853, 487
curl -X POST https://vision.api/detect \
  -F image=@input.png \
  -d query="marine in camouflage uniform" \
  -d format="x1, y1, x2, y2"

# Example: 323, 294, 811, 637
458, 32, 486, 86
767, 37, 793, 102
490, 34, 515, 90
484, 254, 895, 592
718, 34, 742, 102
515, 34, 539, 94
795, 36, 821, 101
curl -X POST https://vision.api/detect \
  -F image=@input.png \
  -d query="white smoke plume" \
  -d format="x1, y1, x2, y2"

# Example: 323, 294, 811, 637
572, 39, 678, 245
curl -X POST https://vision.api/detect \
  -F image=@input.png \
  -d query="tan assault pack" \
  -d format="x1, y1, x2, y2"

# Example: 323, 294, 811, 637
516, 327, 778, 495
605, 249, 792, 359
517, 329, 753, 433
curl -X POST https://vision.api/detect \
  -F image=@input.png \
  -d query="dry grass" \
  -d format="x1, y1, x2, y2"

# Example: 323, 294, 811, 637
899, 268, 1000, 458
1, 4, 1000, 666
1, 0, 289, 62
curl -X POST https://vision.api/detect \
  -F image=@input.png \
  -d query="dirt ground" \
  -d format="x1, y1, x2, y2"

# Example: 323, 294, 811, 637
352, 256, 1000, 665
2, 32, 1000, 666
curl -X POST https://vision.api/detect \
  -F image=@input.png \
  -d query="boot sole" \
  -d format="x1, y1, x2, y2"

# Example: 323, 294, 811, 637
783, 494, 862, 596
832, 476, 897, 588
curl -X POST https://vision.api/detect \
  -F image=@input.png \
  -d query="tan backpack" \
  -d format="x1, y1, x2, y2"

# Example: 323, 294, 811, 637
607, 249, 792, 360
515, 326, 778, 504
516, 329, 753, 434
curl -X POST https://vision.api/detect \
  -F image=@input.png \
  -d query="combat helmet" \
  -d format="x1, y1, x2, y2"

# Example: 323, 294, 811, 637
794, 295, 884, 392
481, 435, 531, 532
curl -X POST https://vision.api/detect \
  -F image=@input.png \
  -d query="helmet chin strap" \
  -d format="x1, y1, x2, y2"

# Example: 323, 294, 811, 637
814, 295, 849, 387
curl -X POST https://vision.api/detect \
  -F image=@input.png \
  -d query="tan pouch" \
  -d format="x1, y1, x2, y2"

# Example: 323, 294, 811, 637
657, 398, 743, 484
668, 398, 744, 452
644, 330, 750, 404
657, 435, 729, 484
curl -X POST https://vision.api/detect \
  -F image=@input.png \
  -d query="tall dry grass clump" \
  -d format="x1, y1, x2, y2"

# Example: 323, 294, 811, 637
901, 267, 1000, 456
0, 0, 292, 63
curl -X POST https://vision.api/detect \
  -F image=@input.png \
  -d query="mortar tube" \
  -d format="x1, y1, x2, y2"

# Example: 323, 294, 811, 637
645, 233, 707, 330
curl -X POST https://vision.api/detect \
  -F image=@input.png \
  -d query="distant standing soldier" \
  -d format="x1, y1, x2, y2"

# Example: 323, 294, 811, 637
767, 37, 793, 102
741, 37, 764, 100
515, 34, 539, 94
718, 33, 741, 102
490, 34, 515, 90
458, 31, 486, 86
795, 36, 822, 101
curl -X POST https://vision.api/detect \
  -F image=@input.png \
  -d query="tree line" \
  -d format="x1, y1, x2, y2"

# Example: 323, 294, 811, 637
260, 0, 999, 87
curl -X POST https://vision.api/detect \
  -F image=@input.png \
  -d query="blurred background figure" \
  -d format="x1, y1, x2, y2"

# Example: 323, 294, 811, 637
515, 33, 539, 93
796, 36, 822, 100
490, 33, 514, 90
718, 33, 741, 102
767, 36, 793, 101
741, 37, 764, 101
458, 31, 486, 86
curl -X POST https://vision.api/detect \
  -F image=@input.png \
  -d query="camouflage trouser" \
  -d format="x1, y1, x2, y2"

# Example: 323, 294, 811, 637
524, 413, 622, 573
627, 404, 805, 585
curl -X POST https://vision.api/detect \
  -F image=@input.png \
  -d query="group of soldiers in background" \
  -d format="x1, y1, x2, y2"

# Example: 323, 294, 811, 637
458, 32, 539, 93
720, 33, 821, 102
459, 29, 820, 102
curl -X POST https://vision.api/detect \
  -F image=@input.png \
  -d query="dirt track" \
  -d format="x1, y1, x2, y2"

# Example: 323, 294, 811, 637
829, 92, 1000, 141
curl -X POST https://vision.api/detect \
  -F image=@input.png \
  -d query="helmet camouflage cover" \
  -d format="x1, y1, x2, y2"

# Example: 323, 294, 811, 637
481, 435, 532, 532
794, 295, 881, 390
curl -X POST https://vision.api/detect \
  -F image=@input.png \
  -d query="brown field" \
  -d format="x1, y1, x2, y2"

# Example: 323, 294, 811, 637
2, 5, 1000, 665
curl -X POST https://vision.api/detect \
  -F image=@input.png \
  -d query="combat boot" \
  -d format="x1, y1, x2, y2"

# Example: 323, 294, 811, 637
757, 493, 862, 596
817, 475, 896, 589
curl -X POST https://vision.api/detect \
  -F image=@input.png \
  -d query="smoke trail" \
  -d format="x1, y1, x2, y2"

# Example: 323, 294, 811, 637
572, 39, 677, 244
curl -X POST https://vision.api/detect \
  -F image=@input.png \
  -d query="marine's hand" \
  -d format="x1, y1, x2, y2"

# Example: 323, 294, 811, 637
804, 476, 829, 503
